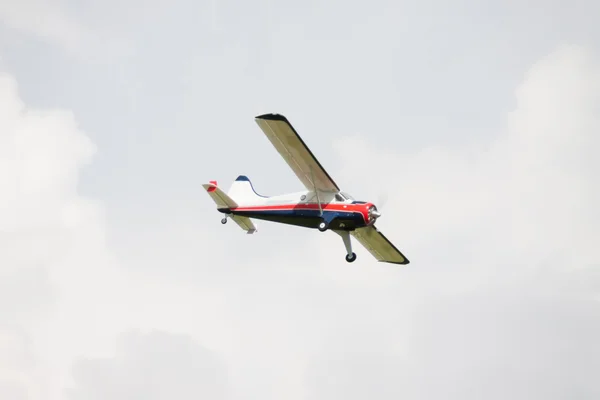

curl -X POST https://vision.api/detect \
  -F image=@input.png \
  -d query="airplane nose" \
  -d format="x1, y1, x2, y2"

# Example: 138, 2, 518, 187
371, 210, 381, 219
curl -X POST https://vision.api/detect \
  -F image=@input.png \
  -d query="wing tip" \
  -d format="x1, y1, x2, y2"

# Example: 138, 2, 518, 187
255, 113, 288, 122
379, 258, 410, 265
202, 182, 218, 193
201, 183, 216, 192
253, 112, 341, 192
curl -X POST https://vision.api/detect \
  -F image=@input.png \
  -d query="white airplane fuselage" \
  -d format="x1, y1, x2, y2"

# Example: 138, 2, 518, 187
219, 175, 380, 231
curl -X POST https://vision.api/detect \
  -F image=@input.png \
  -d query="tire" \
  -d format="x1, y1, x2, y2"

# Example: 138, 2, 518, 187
345, 252, 357, 263
318, 221, 328, 232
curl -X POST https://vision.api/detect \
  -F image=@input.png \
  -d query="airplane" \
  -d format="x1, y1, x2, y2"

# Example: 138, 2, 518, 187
203, 113, 410, 265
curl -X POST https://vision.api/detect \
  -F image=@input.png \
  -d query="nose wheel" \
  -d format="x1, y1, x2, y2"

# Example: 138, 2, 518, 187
221, 217, 228, 224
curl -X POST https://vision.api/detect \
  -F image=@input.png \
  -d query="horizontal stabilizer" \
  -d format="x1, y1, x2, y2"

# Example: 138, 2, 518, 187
231, 215, 258, 234
202, 182, 237, 209
203, 182, 257, 234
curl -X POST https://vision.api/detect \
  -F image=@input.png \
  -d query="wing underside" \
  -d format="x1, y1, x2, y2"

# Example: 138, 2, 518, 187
254, 113, 340, 193
351, 226, 409, 265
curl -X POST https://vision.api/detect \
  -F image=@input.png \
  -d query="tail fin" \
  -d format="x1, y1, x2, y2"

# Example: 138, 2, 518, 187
227, 175, 268, 204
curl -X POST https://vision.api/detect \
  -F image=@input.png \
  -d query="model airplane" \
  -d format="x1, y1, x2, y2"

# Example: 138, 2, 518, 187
203, 113, 409, 265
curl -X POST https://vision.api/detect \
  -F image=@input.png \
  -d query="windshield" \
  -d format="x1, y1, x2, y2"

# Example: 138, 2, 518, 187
340, 191, 355, 201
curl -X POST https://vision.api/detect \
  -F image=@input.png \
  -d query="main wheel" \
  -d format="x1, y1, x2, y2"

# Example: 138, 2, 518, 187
221, 217, 227, 224
318, 221, 328, 232
345, 252, 357, 263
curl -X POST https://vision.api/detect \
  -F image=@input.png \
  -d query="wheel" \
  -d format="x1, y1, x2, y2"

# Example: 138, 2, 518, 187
345, 252, 357, 263
318, 221, 328, 232
221, 217, 227, 224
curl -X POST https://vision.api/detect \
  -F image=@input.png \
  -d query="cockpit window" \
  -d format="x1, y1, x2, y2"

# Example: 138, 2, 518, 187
340, 191, 355, 201
335, 192, 355, 202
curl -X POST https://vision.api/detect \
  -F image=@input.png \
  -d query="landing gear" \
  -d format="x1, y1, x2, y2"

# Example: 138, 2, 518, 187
318, 220, 328, 232
221, 217, 228, 224
335, 230, 357, 263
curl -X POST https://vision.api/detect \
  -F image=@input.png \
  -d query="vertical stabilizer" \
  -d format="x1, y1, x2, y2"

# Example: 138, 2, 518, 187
227, 175, 268, 204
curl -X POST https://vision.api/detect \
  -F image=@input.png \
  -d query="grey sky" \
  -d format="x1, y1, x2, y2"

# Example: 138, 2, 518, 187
1, 1, 599, 399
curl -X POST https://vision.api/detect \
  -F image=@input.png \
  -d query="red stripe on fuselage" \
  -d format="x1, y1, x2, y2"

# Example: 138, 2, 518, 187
231, 202, 373, 223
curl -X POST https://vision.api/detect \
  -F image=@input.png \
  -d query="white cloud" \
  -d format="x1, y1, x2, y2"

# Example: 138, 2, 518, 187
0, 70, 130, 399
2, 10, 600, 397
0, 68, 241, 400
67, 330, 230, 400
304, 43, 600, 398
52, 43, 600, 399
0, 0, 88, 54
305, 288, 600, 400
0, 0, 132, 60
328, 44, 599, 276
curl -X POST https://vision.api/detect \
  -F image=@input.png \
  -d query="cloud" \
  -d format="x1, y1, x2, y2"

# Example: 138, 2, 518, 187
2, 10, 600, 397
67, 330, 229, 400
0, 69, 133, 398
0, 0, 132, 60
327, 44, 599, 275
305, 288, 600, 400
0, 0, 88, 53
304, 44, 600, 398
1, 69, 239, 400
0, 70, 95, 396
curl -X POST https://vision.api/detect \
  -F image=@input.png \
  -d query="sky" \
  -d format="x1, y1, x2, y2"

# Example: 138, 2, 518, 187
1, 0, 599, 399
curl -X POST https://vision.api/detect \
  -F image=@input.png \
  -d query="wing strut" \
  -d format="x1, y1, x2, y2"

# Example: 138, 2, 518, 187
309, 166, 323, 216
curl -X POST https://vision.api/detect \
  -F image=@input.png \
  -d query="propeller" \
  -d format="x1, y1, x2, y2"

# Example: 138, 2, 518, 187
369, 206, 382, 219
367, 192, 388, 224
377, 192, 389, 210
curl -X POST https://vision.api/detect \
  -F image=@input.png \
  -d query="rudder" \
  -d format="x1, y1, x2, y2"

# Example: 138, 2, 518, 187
227, 175, 268, 204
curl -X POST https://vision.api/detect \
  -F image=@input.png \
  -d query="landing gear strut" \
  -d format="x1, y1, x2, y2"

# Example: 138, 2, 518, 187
335, 230, 357, 263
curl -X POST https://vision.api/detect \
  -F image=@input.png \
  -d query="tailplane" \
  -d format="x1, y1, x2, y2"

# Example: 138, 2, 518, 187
202, 180, 237, 210
202, 180, 258, 234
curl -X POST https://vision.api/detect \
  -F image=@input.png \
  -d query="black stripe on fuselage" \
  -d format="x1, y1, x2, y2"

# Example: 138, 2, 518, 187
227, 208, 366, 230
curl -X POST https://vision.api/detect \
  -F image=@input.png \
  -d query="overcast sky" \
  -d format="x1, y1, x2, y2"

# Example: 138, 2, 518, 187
1, 1, 599, 399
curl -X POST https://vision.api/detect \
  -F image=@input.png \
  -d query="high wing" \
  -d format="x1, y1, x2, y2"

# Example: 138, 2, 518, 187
254, 113, 340, 193
351, 226, 410, 265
